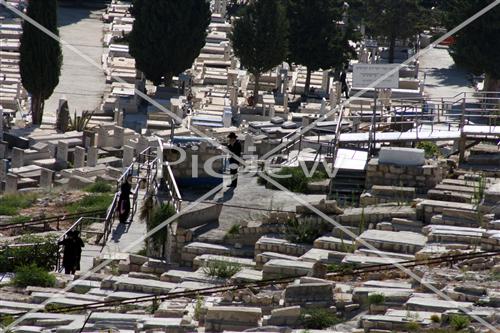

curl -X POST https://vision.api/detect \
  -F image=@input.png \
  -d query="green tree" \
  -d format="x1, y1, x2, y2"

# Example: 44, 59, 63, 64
231, 0, 289, 98
362, 0, 426, 63
442, 0, 500, 91
129, 0, 211, 86
226, 0, 250, 18
19, 0, 62, 125
287, 0, 357, 94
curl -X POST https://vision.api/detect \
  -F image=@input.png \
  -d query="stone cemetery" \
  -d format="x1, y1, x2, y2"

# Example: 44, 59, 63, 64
0, 0, 499, 333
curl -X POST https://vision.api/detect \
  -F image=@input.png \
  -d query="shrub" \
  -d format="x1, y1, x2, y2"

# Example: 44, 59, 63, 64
146, 298, 160, 314
300, 309, 341, 329
405, 321, 421, 332
0, 314, 14, 328
368, 293, 385, 305
285, 218, 327, 244
450, 314, 470, 331
0, 235, 58, 272
202, 260, 241, 279
147, 204, 177, 249
0, 193, 38, 215
8, 215, 32, 225
194, 295, 203, 321
472, 175, 486, 206
430, 314, 440, 323
327, 262, 359, 275
416, 141, 440, 158
84, 180, 113, 193
226, 224, 241, 237
259, 167, 328, 193
66, 193, 113, 214
13, 264, 56, 288
135, 247, 148, 256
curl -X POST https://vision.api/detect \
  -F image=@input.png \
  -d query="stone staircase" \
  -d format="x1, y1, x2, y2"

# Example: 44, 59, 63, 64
328, 169, 366, 206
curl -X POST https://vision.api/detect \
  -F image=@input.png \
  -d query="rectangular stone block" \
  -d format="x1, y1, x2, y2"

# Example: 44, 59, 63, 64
379, 147, 425, 166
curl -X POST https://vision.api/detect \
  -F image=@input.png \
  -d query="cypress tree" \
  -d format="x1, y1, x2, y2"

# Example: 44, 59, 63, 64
287, 0, 357, 94
362, 0, 426, 63
231, 0, 289, 98
129, 0, 211, 86
442, 0, 500, 92
19, 0, 63, 125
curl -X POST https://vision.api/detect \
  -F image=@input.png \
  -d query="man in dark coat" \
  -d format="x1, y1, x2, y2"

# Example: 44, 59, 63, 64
340, 64, 350, 99
72, 230, 85, 272
118, 176, 132, 224
58, 231, 84, 274
226, 132, 242, 187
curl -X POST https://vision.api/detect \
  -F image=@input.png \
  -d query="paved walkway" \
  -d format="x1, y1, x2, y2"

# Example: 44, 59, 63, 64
419, 46, 475, 99
44, 6, 106, 124
102, 189, 148, 255
78, 189, 147, 273
182, 171, 326, 242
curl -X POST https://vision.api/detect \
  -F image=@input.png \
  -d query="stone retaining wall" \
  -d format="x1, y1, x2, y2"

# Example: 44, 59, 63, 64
366, 158, 443, 194
204, 306, 262, 332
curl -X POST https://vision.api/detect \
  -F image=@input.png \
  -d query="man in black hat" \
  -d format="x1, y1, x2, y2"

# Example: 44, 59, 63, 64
226, 132, 242, 187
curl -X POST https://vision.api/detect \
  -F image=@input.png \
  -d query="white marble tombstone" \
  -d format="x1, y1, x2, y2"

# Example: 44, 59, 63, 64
87, 146, 98, 167
0, 159, 8, 182
5, 173, 17, 194
74, 146, 86, 168
123, 145, 134, 168
11, 147, 24, 169
56, 141, 69, 162
40, 168, 54, 188
97, 126, 108, 147
113, 125, 124, 147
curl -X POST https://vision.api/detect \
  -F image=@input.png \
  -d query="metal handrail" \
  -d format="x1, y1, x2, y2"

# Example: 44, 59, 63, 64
56, 216, 106, 272
0, 210, 107, 231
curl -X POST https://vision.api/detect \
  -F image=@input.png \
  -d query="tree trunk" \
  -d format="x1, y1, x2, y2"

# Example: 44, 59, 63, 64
388, 36, 396, 64
304, 68, 312, 96
483, 73, 500, 92
482, 74, 500, 124
164, 74, 173, 87
253, 73, 260, 101
31, 93, 43, 125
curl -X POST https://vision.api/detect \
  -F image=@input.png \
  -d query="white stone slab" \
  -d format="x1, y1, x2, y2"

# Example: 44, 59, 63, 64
379, 147, 425, 166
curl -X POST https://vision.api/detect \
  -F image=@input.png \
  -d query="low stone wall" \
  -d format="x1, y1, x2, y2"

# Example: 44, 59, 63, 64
165, 142, 224, 179
255, 236, 311, 257
262, 259, 315, 280
366, 158, 443, 194
360, 185, 416, 206
205, 306, 262, 332
337, 205, 417, 227
283, 282, 334, 307
180, 242, 231, 267
416, 200, 475, 224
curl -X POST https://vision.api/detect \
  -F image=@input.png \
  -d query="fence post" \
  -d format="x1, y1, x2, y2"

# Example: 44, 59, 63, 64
458, 97, 467, 163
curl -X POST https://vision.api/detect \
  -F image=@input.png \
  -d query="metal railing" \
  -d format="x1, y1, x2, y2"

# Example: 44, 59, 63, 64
0, 210, 107, 231
55, 216, 107, 272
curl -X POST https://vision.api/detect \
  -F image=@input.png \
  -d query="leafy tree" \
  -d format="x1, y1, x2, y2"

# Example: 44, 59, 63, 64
287, 0, 357, 94
19, 0, 62, 125
442, 0, 500, 91
362, 0, 427, 63
226, 0, 250, 18
129, 0, 211, 86
231, 0, 288, 98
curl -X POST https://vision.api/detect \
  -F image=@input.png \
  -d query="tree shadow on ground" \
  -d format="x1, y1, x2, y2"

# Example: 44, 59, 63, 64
58, 1, 110, 27
426, 66, 471, 88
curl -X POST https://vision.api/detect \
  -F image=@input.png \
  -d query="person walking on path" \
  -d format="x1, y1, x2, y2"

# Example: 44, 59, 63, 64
58, 230, 84, 275
226, 132, 242, 187
340, 65, 350, 100
72, 230, 84, 273
118, 175, 132, 224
